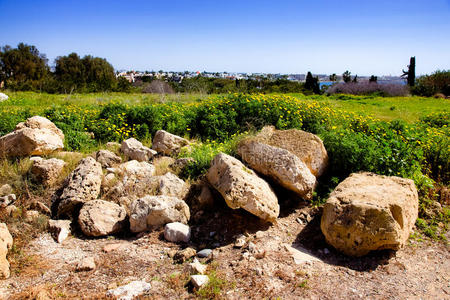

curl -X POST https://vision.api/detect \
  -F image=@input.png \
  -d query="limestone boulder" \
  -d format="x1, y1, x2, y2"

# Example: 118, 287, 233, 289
152, 130, 189, 155
256, 126, 328, 177
78, 200, 127, 237
56, 157, 102, 218
129, 195, 190, 233
95, 150, 122, 168
206, 153, 279, 223
0, 116, 64, 157
0, 223, 13, 279
157, 172, 189, 199
31, 158, 66, 186
238, 140, 317, 200
121, 138, 156, 162
107, 160, 156, 207
321, 172, 419, 257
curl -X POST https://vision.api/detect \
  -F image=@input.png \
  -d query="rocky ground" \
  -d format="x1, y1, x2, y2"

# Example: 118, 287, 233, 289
0, 117, 448, 299
1, 200, 448, 299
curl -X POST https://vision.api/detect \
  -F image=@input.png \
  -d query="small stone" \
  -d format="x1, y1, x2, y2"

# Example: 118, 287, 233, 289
169, 157, 195, 171
167, 249, 178, 258
29, 201, 51, 215
103, 243, 125, 253
106, 142, 121, 150
0, 184, 12, 197
191, 275, 209, 289
76, 257, 96, 272
248, 242, 256, 253
152, 130, 189, 156
187, 258, 207, 275
48, 219, 71, 243
241, 252, 251, 260
234, 234, 246, 248
106, 280, 151, 300
174, 247, 197, 263
24, 210, 40, 223
255, 231, 265, 239
121, 138, 156, 162
255, 268, 263, 275
164, 222, 191, 243
4, 205, 18, 216
95, 150, 122, 168
0, 194, 15, 208
197, 249, 212, 258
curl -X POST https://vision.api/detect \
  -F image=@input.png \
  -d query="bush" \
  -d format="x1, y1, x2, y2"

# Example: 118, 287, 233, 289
412, 70, 450, 97
327, 82, 409, 97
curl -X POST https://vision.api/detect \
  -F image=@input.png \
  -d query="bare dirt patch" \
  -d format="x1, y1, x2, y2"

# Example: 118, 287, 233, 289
1, 198, 449, 299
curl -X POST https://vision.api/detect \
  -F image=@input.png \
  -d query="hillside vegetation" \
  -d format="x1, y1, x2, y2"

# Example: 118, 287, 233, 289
1, 92, 448, 238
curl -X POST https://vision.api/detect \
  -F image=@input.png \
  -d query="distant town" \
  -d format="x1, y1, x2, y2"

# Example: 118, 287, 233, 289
117, 70, 406, 85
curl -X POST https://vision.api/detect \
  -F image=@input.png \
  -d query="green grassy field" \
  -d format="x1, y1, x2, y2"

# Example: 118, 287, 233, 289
2, 91, 448, 123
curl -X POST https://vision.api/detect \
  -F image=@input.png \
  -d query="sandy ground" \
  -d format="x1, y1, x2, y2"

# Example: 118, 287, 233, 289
1, 198, 449, 300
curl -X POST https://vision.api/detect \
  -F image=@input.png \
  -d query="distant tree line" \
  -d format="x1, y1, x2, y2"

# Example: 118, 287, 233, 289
0, 43, 131, 93
1, 44, 448, 97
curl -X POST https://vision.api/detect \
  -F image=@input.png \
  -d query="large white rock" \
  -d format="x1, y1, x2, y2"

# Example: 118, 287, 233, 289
206, 153, 279, 223
78, 200, 127, 237
106, 280, 151, 300
238, 140, 317, 200
152, 130, 189, 155
121, 138, 156, 162
321, 172, 419, 257
164, 222, 191, 243
157, 172, 188, 199
0, 116, 64, 157
107, 160, 156, 207
256, 126, 329, 177
0, 223, 13, 279
129, 195, 190, 233
31, 158, 66, 187
56, 157, 103, 218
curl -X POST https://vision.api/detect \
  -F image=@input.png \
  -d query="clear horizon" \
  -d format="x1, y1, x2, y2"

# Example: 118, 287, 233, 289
1, 0, 449, 76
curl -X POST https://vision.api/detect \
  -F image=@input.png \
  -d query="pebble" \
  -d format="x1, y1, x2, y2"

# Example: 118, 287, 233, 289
76, 257, 96, 272
174, 247, 197, 262
234, 234, 246, 248
191, 275, 209, 289
107, 281, 151, 300
197, 249, 212, 258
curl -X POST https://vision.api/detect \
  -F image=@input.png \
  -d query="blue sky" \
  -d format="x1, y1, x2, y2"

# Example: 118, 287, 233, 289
1, 0, 449, 75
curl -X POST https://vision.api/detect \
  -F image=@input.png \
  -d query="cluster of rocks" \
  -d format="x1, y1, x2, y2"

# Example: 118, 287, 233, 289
49, 128, 192, 240
0, 116, 421, 282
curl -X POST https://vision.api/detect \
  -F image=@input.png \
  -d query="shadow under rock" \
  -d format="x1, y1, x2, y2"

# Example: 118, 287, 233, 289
189, 195, 271, 249
293, 210, 396, 272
